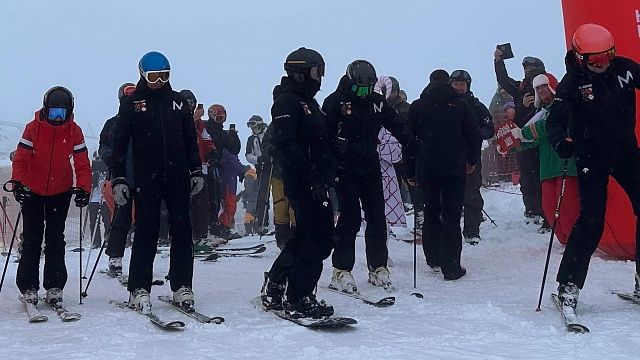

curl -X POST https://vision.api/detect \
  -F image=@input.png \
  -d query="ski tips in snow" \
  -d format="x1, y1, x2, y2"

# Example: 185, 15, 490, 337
111, 300, 186, 330
19, 296, 48, 323
550, 294, 589, 334
326, 285, 396, 307
157, 295, 225, 324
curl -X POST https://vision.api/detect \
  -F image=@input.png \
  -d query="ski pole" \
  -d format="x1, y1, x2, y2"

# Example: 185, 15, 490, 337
536, 160, 568, 312
482, 208, 498, 227
0, 181, 23, 295
70, 187, 85, 305
83, 206, 119, 298
83, 194, 105, 278
411, 208, 423, 298
258, 160, 273, 244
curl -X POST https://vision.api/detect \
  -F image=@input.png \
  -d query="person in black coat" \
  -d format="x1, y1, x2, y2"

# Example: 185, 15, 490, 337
111, 51, 203, 312
547, 24, 640, 309
322, 60, 415, 292
406, 70, 481, 281
450, 70, 495, 245
260, 47, 336, 319
494, 49, 548, 230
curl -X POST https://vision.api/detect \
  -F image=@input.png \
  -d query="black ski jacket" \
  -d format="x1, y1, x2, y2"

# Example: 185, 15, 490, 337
111, 79, 201, 182
271, 77, 335, 197
407, 82, 481, 180
461, 91, 495, 140
322, 75, 413, 173
205, 120, 241, 167
547, 52, 640, 160
495, 60, 545, 128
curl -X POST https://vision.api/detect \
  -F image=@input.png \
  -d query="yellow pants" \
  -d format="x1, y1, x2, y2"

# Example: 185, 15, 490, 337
271, 177, 296, 226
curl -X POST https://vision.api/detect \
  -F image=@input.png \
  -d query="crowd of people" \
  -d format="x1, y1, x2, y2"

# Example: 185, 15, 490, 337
4, 23, 640, 321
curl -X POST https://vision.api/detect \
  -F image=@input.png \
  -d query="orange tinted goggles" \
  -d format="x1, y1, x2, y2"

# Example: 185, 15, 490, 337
586, 48, 615, 68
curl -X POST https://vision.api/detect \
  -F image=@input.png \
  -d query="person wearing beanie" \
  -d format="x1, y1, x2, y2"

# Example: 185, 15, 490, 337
405, 70, 481, 281
494, 48, 549, 231
11, 86, 91, 308
98, 82, 136, 278
510, 73, 579, 242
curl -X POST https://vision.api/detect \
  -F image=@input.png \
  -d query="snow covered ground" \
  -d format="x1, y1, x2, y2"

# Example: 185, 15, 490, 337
1, 185, 639, 360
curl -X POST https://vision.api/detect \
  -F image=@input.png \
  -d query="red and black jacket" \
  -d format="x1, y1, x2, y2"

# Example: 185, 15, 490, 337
12, 110, 92, 196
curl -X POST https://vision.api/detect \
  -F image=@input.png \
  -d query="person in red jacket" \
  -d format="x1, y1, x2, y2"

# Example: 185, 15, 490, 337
10, 86, 91, 308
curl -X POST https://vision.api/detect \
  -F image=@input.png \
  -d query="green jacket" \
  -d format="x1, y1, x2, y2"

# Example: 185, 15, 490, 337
517, 106, 577, 181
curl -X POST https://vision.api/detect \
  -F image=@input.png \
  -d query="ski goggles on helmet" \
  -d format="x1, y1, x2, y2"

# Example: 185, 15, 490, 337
141, 70, 170, 84
309, 64, 325, 81
522, 57, 542, 67
584, 48, 616, 68
47, 107, 68, 121
352, 84, 373, 97
450, 70, 471, 83
247, 119, 261, 128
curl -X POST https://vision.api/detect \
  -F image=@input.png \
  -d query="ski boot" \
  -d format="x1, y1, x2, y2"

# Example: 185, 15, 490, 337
260, 272, 285, 310
108, 257, 123, 277
129, 288, 152, 314
45, 288, 63, 305
464, 234, 481, 245
329, 268, 358, 294
173, 286, 195, 311
557, 282, 579, 310
368, 266, 395, 291
285, 294, 334, 319
23, 289, 39, 306
443, 266, 467, 281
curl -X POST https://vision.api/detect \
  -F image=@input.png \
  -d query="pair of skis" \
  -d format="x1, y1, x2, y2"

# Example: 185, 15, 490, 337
111, 296, 225, 330
326, 285, 395, 308
196, 245, 267, 262
19, 296, 81, 323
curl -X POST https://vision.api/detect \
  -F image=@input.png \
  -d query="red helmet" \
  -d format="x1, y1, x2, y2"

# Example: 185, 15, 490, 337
208, 104, 227, 123
572, 23, 615, 70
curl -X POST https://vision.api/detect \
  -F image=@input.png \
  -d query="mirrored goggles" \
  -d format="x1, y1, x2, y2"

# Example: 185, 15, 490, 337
586, 48, 615, 68
47, 107, 68, 121
352, 84, 373, 97
142, 70, 170, 84
309, 64, 325, 81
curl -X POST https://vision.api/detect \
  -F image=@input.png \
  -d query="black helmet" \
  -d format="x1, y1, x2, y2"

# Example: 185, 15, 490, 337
346, 60, 377, 97
43, 86, 74, 123
179, 89, 197, 111
450, 70, 472, 86
284, 47, 325, 77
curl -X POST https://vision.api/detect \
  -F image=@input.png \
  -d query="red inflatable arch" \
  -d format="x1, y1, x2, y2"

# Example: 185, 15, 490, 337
561, 0, 640, 259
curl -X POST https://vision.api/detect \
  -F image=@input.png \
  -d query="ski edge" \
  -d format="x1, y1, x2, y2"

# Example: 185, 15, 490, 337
157, 296, 225, 324
110, 300, 186, 330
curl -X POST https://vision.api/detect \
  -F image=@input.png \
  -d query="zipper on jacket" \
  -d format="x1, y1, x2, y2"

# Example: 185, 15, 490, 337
159, 104, 169, 177
44, 128, 57, 196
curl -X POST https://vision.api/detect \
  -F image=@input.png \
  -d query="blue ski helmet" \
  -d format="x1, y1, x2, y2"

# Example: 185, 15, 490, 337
138, 51, 170, 73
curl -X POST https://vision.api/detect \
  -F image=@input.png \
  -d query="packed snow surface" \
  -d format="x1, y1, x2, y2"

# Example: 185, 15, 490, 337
1, 186, 639, 360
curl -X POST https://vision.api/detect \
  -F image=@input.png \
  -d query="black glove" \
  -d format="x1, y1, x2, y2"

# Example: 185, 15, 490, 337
13, 182, 32, 203
310, 181, 329, 204
74, 190, 90, 208
331, 136, 348, 155
238, 173, 246, 183
554, 138, 574, 159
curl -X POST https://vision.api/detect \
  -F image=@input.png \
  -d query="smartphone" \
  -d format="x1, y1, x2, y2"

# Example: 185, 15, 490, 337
229, 123, 236, 130
497, 43, 514, 60
197, 103, 203, 110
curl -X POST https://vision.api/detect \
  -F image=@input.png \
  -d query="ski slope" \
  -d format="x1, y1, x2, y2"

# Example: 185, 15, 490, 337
1, 185, 639, 360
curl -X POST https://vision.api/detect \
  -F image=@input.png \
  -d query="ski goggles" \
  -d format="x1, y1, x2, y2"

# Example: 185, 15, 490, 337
309, 64, 325, 81
47, 107, 68, 121
450, 70, 471, 83
585, 48, 615, 68
246, 119, 262, 128
352, 84, 373, 97
122, 85, 136, 96
141, 70, 170, 84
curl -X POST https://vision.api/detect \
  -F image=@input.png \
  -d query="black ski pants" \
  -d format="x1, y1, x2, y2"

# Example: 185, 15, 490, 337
421, 176, 466, 276
128, 176, 193, 293
332, 168, 388, 272
106, 199, 133, 259
557, 148, 640, 288
463, 163, 484, 238
190, 184, 209, 240
206, 167, 222, 234
517, 148, 543, 217
268, 181, 335, 302
16, 191, 72, 293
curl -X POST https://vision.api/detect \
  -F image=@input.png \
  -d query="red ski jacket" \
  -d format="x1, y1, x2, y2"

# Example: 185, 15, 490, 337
195, 118, 215, 164
12, 111, 92, 196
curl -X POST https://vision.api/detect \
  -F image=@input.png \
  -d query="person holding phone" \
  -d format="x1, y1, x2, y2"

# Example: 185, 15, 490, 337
494, 45, 549, 232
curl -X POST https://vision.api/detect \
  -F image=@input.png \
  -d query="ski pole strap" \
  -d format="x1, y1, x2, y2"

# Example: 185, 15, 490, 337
3, 180, 22, 193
